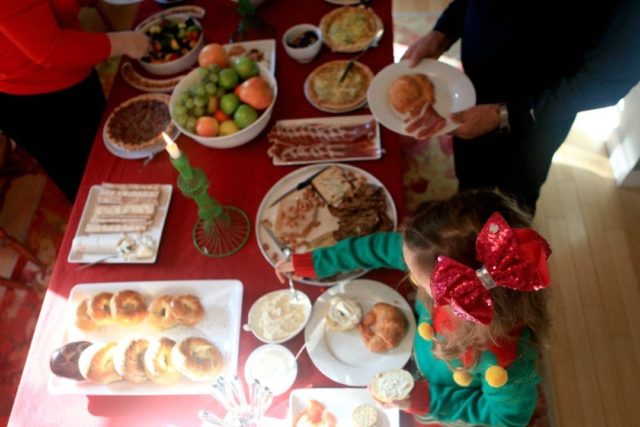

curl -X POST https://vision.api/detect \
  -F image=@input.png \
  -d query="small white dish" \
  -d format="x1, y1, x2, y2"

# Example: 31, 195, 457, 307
245, 289, 312, 344
244, 344, 297, 396
282, 24, 322, 64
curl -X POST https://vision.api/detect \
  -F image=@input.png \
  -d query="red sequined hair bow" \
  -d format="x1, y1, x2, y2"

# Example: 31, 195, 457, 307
430, 212, 551, 325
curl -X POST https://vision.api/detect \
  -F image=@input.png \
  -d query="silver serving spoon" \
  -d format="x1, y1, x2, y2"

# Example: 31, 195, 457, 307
282, 247, 298, 301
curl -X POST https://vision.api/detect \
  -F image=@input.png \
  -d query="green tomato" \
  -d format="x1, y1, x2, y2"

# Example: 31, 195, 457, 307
233, 104, 258, 129
233, 57, 259, 80
220, 93, 240, 116
218, 68, 239, 90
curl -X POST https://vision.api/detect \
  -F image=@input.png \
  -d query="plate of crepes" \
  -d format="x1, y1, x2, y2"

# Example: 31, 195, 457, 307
290, 388, 399, 427
103, 93, 176, 159
256, 164, 397, 285
48, 280, 243, 395
304, 279, 416, 386
305, 60, 373, 113
319, 5, 384, 53
68, 183, 171, 264
368, 59, 476, 139
267, 115, 382, 165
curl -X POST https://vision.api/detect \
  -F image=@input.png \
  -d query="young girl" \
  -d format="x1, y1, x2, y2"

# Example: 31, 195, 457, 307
275, 189, 551, 427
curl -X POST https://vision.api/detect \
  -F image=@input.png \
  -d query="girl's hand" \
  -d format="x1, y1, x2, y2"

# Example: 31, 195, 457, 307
401, 31, 450, 67
274, 259, 294, 284
450, 104, 501, 139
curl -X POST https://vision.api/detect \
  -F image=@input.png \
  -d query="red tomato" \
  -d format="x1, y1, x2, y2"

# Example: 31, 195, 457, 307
214, 110, 230, 122
196, 117, 219, 137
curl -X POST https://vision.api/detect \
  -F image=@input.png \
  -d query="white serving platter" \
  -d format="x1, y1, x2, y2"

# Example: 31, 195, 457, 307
48, 279, 243, 395
67, 184, 172, 264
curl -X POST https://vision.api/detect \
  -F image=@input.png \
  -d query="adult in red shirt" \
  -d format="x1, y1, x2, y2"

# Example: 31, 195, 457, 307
0, 0, 149, 201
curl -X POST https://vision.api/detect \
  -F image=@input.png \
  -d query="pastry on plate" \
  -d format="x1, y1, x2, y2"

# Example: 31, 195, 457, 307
387, 73, 435, 116
293, 399, 337, 427
357, 302, 407, 352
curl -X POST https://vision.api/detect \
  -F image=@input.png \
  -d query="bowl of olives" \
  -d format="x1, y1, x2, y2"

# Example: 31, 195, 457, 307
282, 24, 322, 64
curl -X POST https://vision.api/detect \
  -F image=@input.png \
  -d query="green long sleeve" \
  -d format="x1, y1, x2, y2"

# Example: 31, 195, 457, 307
311, 232, 407, 278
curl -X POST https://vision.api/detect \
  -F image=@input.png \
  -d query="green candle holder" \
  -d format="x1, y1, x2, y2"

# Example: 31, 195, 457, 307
171, 156, 250, 257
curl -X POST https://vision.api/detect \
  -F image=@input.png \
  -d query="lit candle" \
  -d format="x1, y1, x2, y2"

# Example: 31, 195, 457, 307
162, 132, 193, 180
162, 132, 182, 159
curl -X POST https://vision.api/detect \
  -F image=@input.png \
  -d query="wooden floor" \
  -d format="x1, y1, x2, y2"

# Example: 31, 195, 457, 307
393, 1, 640, 426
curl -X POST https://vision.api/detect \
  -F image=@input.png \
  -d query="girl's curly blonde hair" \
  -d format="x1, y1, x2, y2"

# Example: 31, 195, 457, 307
402, 189, 550, 364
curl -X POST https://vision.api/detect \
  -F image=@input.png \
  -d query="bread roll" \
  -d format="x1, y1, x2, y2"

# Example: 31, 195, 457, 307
144, 337, 181, 384
171, 337, 223, 382
370, 368, 414, 403
387, 73, 435, 116
49, 341, 92, 380
352, 404, 379, 427
357, 302, 407, 352
113, 338, 150, 383
78, 342, 122, 384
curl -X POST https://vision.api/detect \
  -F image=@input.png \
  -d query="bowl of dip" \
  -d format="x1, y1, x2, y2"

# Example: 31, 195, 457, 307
245, 289, 312, 344
244, 344, 297, 396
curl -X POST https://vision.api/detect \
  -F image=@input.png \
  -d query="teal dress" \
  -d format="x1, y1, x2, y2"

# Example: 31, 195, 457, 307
298, 232, 541, 427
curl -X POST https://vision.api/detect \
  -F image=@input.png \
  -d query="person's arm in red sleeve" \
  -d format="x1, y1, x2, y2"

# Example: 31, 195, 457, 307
0, 1, 110, 68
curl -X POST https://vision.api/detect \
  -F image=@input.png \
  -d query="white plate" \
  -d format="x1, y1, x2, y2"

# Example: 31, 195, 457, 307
289, 387, 399, 426
367, 59, 476, 137
67, 184, 172, 264
268, 115, 382, 166
255, 164, 397, 286
225, 39, 276, 75
304, 279, 416, 386
48, 279, 243, 395
103, 124, 179, 160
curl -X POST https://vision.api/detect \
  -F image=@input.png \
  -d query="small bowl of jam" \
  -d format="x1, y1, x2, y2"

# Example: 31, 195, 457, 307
282, 24, 322, 64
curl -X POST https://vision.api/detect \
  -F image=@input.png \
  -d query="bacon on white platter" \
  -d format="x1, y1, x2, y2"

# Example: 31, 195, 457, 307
267, 119, 380, 164
403, 102, 447, 139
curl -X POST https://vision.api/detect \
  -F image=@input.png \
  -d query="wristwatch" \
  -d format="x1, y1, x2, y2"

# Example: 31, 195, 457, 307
498, 102, 510, 133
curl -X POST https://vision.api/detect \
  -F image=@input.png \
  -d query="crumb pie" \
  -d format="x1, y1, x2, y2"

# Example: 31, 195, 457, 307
104, 94, 174, 152
305, 60, 373, 112
319, 6, 384, 53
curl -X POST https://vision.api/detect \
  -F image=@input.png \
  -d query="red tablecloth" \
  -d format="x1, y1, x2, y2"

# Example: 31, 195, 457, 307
9, 1, 417, 425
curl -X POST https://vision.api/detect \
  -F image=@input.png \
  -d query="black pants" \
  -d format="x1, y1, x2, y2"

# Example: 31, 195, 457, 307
453, 117, 575, 214
0, 70, 106, 202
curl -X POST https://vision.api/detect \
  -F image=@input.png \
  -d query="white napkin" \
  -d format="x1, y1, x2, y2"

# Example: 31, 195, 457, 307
71, 235, 122, 255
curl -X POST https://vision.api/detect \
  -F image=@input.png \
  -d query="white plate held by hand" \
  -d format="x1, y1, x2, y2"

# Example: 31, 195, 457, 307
304, 279, 416, 386
367, 59, 476, 138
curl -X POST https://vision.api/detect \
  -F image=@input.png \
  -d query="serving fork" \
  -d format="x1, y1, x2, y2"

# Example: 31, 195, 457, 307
338, 27, 384, 83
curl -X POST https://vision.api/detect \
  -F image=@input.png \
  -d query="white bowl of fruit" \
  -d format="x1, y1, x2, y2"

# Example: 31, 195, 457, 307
170, 44, 277, 149
137, 15, 205, 76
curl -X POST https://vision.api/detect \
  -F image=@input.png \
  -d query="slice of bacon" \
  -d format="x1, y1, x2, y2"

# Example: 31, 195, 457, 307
267, 120, 379, 163
403, 102, 446, 139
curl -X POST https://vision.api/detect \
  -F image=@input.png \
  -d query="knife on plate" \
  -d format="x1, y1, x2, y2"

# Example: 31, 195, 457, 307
268, 166, 331, 208
261, 223, 288, 255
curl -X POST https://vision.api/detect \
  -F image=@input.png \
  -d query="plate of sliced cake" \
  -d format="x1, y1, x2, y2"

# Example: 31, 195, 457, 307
68, 183, 172, 264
